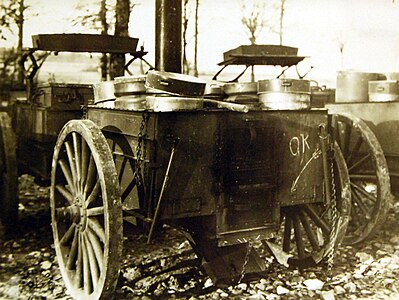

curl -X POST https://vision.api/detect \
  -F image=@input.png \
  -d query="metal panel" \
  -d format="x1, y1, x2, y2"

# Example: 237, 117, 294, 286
32, 34, 138, 53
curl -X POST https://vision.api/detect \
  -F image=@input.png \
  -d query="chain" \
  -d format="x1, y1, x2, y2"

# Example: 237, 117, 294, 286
238, 240, 252, 284
318, 123, 339, 271
327, 143, 339, 270
135, 113, 149, 186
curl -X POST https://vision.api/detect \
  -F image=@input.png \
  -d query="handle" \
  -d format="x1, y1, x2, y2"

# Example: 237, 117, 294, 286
377, 86, 385, 92
282, 80, 293, 87
203, 99, 249, 113
159, 80, 171, 86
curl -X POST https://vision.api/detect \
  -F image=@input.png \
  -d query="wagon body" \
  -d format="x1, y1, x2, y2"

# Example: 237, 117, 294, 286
87, 107, 328, 244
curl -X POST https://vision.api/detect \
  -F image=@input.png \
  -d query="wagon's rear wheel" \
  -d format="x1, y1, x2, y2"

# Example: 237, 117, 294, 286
0, 112, 18, 234
104, 132, 146, 228
51, 120, 122, 299
264, 143, 351, 268
332, 113, 392, 244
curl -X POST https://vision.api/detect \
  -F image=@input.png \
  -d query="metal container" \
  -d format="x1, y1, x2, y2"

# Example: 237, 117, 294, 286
145, 70, 206, 97
336, 71, 386, 103
114, 75, 146, 97
223, 82, 259, 109
258, 78, 310, 110
115, 95, 147, 110
369, 80, 399, 102
146, 96, 203, 112
93, 81, 115, 108
204, 82, 225, 100
223, 82, 257, 96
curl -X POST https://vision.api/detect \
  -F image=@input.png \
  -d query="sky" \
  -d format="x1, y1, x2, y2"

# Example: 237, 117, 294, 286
2, 0, 399, 86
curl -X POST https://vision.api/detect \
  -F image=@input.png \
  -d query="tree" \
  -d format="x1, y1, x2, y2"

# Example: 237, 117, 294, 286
109, 0, 134, 79
279, 0, 286, 45
182, 0, 200, 76
72, 0, 137, 79
0, 0, 30, 88
240, 0, 280, 81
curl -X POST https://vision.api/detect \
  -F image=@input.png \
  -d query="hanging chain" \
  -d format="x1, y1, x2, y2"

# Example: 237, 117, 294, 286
135, 113, 149, 186
238, 240, 252, 284
319, 123, 339, 270
327, 143, 339, 270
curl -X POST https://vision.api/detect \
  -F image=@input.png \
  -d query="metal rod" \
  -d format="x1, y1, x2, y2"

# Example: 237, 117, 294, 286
147, 138, 180, 243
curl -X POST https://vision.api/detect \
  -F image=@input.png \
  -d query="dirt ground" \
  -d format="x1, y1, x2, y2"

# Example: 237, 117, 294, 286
1, 175, 399, 300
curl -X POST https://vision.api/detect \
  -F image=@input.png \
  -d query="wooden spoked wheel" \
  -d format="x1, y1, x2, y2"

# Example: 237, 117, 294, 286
265, 143, 351, 268
104, 131, 145, 226
50, 120, 122, 299
0, 112, 18, 234
333, 113, 392, 245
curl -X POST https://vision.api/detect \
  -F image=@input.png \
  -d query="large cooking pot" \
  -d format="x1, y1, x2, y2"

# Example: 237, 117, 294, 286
145, 70, 206, 97
336, 71, 386, 103
146, 96, 203, 112
114, 75, 146, 97
223, 82, 259, 108
369, 80, 399, 102
258, 78, 310, 110
93, 81, 115, 108
223, 82, 257, 95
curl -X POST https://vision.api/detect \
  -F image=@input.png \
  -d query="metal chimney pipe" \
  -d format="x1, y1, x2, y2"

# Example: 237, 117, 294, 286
155, 0, 182, 73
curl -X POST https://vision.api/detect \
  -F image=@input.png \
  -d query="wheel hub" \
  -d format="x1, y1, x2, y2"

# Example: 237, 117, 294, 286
74, 195, 88, 231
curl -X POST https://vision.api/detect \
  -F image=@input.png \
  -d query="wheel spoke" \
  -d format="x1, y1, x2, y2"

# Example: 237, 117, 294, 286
87, 227, 104, 272
60, 223, 76, 246
343, 122, 352, 159
347, 135, 363, 166
121, 176, 138, 201
88, 218, 106, 243
83, 156, 96, 196
303, 204, 330, 235
56, 185, 74, 205
350, 174, 377, 180
84, 233, 99, 290
72, 132, 81, 192
334, 120, 342, 148
86, 181, 101, 207
81, 140, 89, 192
299, 210, 320, 251
351, 189, 372, 219
67, 229, 79, 270
87, 206, 104, 217
292, 214, 305, 259
82, 235, 92, 295
118, 157, 128, 184
351, 182, 377, 203
59, 160, 75, 195
348, 153, 371, 172
282, 213, 292, 252
74, 233, 83, 288
65, 141, 77, 191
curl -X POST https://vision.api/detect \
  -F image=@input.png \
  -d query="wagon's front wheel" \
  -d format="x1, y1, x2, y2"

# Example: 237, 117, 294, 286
332, 113, 392, 244
51, 120, 122, 300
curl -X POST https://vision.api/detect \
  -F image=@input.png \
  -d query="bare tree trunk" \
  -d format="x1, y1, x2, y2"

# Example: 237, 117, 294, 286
17, 0, 24, 88
110, 0, 130, 79
100, 0, 109, 80
182, 0, 189, 74
193, 0, 199, 77
279, 0, 286, 46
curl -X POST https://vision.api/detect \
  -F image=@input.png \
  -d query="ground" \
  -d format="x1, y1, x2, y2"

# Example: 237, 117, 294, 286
1, 175, 399, 300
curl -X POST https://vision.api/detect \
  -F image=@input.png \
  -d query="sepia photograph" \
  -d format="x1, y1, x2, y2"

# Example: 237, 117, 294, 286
1, 0, 399, 299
